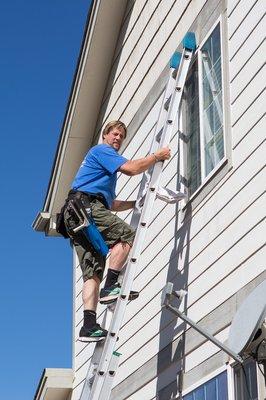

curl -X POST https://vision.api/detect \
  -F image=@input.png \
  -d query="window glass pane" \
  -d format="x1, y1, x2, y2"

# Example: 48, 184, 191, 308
183, 60, 201, 195
201, 23, 224, 177
194, 386, 205, 400
217, 371, 228, 400
234, 359, 258, 400
184, 371, 228, 400
205, 378, 216, 400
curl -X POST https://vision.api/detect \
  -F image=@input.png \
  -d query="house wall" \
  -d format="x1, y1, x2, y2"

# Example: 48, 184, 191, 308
71, 0, 266, 398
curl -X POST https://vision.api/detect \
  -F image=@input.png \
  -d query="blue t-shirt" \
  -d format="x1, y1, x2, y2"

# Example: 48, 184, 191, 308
72, 144, 128, 209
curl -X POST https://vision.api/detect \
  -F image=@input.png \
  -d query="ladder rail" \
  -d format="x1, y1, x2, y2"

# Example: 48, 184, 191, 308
85, 66, 180, 400
80, 61, 180, 400
131, 66, 177, 227
90, 47, 194, 400
80, 32, 196, 400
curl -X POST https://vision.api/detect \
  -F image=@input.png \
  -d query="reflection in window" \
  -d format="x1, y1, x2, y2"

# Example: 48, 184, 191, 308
184, 60, 201, 195
184, 371, 228, 400
201, 24, 224, 176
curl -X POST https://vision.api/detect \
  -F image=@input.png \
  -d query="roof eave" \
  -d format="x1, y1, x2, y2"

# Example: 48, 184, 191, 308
32, 0, 127, 234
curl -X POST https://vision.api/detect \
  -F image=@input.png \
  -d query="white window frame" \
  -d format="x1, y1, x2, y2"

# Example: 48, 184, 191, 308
182, 17, 228, 202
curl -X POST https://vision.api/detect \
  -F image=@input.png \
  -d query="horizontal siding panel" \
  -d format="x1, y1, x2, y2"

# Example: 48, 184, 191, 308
189, 245, 265, 321
114, 249, 265, 386
109, 177, 264, 356
111, 274, 265, 400
103, 0, 163, 105
227, 0, 241, 17
111, 0, 148, 66
228, 0, 264, 59
230, 39, 266, 103
100, 0, 178, 126
116, 141, 265, 328
136, 142, 265, 279
229, 14, 265, 79
74, 138, 265, 343
126, 173, 265, 335
232, 94, 265, 148
231, 65, 266, 125
228, 0, 259, 38
125, 352, 225, 400
120, 0, 209, 125
102, 0, 214, 127
121, 331, 230, 399
186, 198, 266, 305
185, 327, 230, 372
117, 209, 265, 356
112, 219, 265, 382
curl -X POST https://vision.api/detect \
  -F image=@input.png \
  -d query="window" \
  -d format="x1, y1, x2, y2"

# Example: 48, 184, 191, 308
183, 371, 228, 400
234, 359, 258, 400
183, 22, 225, 196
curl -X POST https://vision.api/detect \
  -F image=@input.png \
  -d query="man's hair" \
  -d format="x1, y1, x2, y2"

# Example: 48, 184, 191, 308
102, 120, 127, 140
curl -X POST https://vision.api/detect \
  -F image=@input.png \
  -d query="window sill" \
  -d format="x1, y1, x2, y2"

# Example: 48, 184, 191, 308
182, 157, 231, 212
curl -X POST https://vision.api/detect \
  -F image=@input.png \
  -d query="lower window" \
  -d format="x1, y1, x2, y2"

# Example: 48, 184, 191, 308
184, 371, 228, 400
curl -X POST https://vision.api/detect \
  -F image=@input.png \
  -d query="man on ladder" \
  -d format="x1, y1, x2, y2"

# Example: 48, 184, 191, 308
62, 120, 171, 343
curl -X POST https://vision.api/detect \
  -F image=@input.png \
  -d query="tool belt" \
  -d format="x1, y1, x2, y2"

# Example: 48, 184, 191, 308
56, 190, 109, 256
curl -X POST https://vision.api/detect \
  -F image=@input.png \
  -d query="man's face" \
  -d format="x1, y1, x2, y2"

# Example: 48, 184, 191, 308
103, 127, 126, 151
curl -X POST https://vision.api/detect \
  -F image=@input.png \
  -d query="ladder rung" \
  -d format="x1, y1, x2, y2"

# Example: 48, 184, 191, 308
164, 95, 171, 110
156, 128, 163, 142
82, 37, 196, 400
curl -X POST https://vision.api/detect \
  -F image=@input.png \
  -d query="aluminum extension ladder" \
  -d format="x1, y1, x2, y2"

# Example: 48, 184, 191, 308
80, 31, 196, 400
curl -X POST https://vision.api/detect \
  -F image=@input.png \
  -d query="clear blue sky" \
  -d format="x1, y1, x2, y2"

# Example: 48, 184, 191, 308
0, 1, 91, 398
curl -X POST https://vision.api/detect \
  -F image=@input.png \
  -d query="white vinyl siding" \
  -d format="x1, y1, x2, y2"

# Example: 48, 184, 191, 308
70, 0, 266, 398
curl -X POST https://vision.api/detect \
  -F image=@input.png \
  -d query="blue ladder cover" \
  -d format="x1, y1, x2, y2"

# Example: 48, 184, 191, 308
182, 32, 196, 51
170, 51, 182, 69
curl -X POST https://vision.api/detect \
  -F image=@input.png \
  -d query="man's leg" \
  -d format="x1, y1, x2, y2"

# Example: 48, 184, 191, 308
89, 199, 137, 304
109, 241, 131, 270
72, 239, 107, 342
64, 197, 107, 342
83, 274, 100, 311
100, 241, 139, 304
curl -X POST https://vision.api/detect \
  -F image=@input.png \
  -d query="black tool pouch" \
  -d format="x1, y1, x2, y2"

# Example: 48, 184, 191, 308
56, 203, 69, 239
56, 190, 90, 239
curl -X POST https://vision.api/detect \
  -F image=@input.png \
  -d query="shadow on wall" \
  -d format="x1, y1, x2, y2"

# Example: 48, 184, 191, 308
156, 186, 192, 399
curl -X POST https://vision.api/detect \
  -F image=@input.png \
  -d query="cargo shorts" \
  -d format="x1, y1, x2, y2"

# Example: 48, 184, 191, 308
64, 193, 135, 282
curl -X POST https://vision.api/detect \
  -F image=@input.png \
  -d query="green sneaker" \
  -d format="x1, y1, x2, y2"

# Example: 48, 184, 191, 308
79, 323, 107, 342
99, 282, 139, 304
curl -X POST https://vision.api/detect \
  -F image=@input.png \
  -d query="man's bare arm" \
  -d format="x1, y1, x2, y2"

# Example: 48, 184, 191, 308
111, 200, 136, 212
119, 147, 171, 176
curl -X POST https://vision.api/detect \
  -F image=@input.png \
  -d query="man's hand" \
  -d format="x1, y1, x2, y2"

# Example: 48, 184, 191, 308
154, 147, 171, 161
